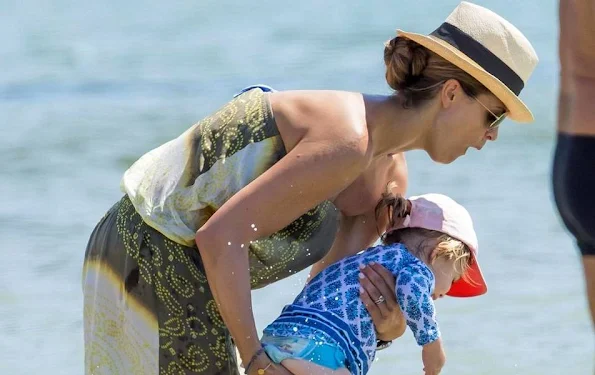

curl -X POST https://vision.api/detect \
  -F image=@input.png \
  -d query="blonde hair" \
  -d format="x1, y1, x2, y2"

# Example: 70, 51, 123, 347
430, 232, 472, 281
384, 228, 473, 282
375, 182, 473, 282
383, 37, 490, 108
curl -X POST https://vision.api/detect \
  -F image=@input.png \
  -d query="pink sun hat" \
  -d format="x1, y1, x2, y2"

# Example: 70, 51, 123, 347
398, 193, 487, 297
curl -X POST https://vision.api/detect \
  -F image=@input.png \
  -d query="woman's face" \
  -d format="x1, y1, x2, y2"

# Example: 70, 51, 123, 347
425, 80, 505, 164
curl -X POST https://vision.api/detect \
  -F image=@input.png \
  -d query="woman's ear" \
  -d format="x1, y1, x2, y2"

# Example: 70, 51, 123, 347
440, 79, 461, 109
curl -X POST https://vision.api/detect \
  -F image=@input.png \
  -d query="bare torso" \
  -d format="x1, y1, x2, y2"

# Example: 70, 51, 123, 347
558, 0, 595, 136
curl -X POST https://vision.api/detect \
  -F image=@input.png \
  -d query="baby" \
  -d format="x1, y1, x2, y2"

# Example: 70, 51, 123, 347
245, 193, 487, 375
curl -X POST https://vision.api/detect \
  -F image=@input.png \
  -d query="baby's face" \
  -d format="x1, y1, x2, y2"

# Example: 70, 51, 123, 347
429, 256, 460, 300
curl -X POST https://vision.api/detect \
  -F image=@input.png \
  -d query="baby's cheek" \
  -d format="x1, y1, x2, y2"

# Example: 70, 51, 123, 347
434, 279, 450, 296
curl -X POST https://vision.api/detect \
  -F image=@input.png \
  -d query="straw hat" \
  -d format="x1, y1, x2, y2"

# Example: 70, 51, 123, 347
397, 1, 538, 122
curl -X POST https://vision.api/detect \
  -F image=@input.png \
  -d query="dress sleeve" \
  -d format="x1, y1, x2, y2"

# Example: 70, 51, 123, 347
395, 264, 441, 346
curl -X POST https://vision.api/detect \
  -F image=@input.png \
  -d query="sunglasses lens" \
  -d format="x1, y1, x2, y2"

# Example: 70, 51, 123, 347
491, 114, 507, 128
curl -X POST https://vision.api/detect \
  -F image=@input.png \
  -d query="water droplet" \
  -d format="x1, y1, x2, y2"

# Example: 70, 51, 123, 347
334, 296, 339, 300
293, 327, 298, 332
251, 224, 255, 228
240, 244, 244, 248
253, 227, 258, 231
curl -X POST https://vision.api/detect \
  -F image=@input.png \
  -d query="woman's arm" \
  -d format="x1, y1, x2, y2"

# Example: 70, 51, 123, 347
308, 209, 380, 281
309, 152, 409, 341
195, 135, 367, 365
309, 152, 408, 279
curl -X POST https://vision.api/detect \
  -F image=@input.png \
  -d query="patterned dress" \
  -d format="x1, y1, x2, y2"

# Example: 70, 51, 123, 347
262, 243, 440, 375
82, 87, 340, 374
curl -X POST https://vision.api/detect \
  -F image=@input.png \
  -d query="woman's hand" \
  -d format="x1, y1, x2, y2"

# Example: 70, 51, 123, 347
359, 262, 406, 341
246, 352, 292, 375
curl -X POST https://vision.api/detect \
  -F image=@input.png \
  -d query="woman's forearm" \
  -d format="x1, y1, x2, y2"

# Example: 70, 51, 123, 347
191, 136, 368, 365
195, 233, 261, 364
309, 212, 380, 282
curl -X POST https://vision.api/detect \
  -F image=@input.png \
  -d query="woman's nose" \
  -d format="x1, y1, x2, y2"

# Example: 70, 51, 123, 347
485, 127, 499, 141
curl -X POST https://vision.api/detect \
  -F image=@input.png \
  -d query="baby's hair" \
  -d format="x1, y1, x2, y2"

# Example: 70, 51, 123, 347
384, 228, 473, 283
374, 182, 473, 281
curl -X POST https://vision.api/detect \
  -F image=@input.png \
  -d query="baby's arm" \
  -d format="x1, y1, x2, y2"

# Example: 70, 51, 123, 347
396, 265, 445, 374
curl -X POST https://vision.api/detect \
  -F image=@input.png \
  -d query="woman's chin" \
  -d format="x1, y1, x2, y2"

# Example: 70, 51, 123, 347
428, 150, 460, 164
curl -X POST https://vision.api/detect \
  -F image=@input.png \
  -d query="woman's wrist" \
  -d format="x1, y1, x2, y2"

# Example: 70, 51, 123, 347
245, 349, 273, 375
240, 338, 265, 367
376, 316, 406, 341
243, 347, 265, 374
376, 328, 400, 341
376, 339, 393, 350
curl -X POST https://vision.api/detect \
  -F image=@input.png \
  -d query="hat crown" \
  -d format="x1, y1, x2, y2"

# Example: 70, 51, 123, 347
445, 1, 538, 83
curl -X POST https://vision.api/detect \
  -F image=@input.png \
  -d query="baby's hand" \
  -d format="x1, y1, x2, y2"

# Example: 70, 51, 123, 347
421, 338, 446, 375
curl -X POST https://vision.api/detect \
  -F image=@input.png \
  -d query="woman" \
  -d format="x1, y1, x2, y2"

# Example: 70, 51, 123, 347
83, 2, 538, 374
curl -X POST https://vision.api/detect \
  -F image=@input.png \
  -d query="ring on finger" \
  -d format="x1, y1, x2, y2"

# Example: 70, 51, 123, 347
374, 295, 386, 305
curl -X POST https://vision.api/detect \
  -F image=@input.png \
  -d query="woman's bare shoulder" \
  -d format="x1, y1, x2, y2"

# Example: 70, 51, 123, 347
269, 90, 368, 153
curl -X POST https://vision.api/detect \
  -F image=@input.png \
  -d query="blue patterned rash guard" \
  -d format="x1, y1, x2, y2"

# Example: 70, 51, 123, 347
262, 243, 440, 375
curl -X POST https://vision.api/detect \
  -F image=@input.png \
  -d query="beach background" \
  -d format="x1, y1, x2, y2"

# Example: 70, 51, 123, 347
1, 0, 592, 373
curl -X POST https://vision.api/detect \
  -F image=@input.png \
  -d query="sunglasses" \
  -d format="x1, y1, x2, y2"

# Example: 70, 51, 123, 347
473, 96, 507, 129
